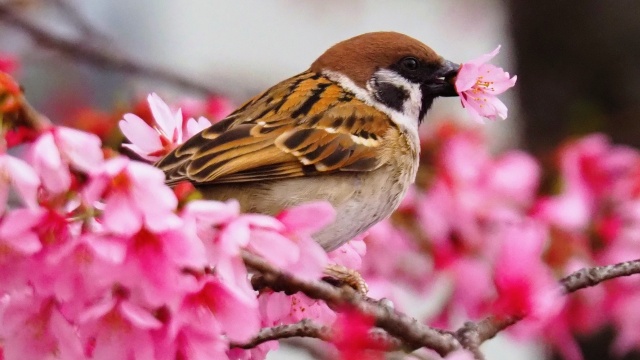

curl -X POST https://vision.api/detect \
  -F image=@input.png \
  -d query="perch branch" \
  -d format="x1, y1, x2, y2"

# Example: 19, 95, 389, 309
241, 250, 460, 356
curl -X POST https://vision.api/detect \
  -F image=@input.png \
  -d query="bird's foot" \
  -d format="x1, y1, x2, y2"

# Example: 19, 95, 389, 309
322, 264, 368, 295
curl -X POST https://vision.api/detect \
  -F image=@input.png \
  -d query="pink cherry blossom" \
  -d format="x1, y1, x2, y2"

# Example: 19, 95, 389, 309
28, 127, 103, 195
181, 199, 243, 265
258, 291, 336, 327
328, 237, 366, 270
119, 93, 214, 161
0, 291, 83, 360
78, 292, 163, 360
455, 46, 517, 123
119, 93, 184, 161
179, 276, 259, 343
83, 156, 180, 236
185, 116, 212, 139
276, 202, 333, 280
0, 208, 45, 256
29, 132, 72, 194
0, 154, 40, 213
54, 126, 104, 173
99, 226, 205, 308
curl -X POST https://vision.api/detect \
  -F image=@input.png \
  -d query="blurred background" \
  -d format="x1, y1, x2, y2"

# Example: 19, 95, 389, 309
1, 1, 640, 359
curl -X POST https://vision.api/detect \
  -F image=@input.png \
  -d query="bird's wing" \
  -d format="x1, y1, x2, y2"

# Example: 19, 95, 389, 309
155, 71, 395, 185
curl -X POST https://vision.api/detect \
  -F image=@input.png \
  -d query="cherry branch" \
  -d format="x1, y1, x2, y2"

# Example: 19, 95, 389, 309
230, 319, 329, 349
230, 318, 403, 351
0, 3, 222, 96
243, 251, 640, 358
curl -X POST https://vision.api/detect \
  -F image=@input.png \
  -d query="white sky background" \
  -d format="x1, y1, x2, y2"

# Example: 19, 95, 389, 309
3, 1, 535, 358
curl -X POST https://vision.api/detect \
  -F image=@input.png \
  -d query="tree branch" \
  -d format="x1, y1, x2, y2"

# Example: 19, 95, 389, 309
243, 251, 640, 359
0, 3, 222, 96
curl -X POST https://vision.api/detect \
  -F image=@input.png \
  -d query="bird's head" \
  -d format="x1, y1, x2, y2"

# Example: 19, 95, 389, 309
310, 31, 459, 124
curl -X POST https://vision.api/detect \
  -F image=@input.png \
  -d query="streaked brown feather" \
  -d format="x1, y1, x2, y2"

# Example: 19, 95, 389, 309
155, 71, 397, 185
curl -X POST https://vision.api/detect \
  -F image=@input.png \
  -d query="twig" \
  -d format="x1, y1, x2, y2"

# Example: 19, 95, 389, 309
230, 318, 402, 350
16, 94, 51, 130
0, 3, 222, 96
468, 259, 640, 350
455, 322, 485, 360
560, 258, 640, 293
231, 319, 329, 349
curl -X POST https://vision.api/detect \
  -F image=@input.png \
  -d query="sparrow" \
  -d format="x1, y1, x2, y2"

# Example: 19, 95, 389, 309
156, 31, 459, 252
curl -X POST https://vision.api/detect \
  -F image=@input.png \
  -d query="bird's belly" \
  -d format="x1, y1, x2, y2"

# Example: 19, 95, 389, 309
198, 166, 412, 251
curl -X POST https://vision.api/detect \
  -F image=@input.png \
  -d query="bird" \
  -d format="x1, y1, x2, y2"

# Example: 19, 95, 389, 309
156, 31, 459, 254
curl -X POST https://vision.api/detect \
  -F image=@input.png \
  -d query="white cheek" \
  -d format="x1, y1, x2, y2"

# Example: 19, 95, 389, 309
322, 70, 420, 146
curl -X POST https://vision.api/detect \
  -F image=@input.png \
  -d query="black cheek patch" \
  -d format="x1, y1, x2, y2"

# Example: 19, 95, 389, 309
374, 82, 409, 112
418, 83, 435, 122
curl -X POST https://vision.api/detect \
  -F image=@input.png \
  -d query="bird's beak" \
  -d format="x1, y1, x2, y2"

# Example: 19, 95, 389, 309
429, 59, 460, 97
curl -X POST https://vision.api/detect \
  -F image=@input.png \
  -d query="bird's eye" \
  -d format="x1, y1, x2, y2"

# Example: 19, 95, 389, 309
400, 57, 419, 71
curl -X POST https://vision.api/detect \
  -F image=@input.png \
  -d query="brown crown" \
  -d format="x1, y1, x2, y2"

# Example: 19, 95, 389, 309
310, 32, 443, 88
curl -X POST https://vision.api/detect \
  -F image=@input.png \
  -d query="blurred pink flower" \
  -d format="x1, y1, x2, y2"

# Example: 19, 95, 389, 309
449, 258, 494, 319
331, 307, 386, 360
0, 208, 44, 256
611, 292, 640, 355
55, 127, 104, 173
177, 95, 233, 122
487, 151, 540, 206
29, 127, 103, 194
0, 291, 83, 360
0, 154, 40, 213
361, 220, 430, 293
491, 221, 563, 332
0, 54, 19, 74
455, 46, 517, 123
185, 116, 212, 139
29, 132, 72, 194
